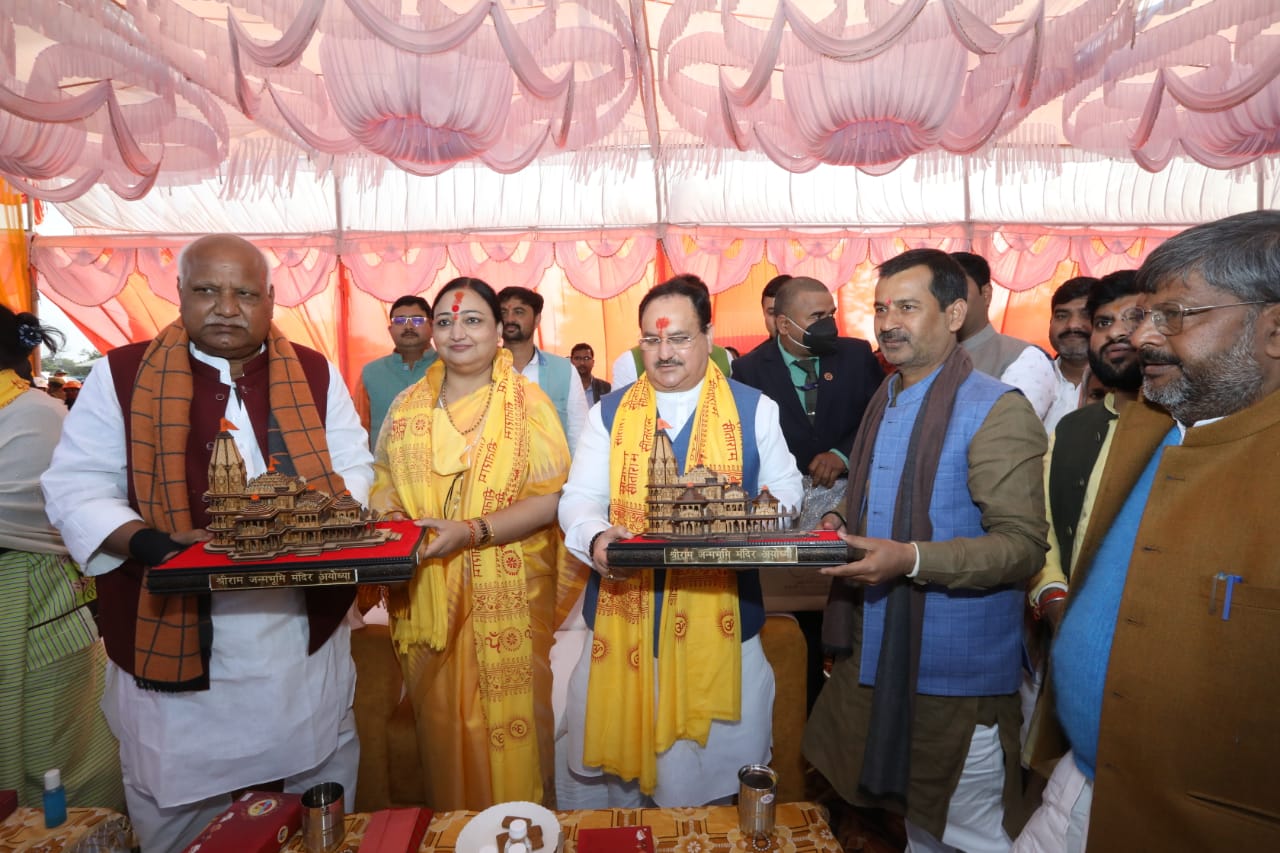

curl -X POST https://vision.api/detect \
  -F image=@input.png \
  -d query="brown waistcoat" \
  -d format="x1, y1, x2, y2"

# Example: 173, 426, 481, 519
1062, 393, 1280, 849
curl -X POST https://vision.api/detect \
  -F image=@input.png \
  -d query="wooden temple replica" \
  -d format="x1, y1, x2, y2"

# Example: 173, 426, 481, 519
203, 422, 395, 561
645, 427, 797, 538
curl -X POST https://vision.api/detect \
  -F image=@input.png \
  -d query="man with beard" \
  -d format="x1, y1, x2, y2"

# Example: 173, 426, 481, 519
356, 295, 436, 450
1014, 211, 1280, 852
1018, 271, 1144, 776
1043, 277, 1098, 428
498, 286, 588, 452
1026, 270, 1145, 631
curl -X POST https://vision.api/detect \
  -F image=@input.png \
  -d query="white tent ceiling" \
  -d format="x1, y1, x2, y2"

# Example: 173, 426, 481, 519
4, 0, 1280, 233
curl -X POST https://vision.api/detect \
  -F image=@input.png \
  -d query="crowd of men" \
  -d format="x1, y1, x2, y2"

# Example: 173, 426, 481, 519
26, 211, 1280, 851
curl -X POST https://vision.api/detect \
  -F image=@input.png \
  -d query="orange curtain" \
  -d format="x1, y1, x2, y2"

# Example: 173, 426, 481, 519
0, 179, 29, 313
33, 229, 1172, 387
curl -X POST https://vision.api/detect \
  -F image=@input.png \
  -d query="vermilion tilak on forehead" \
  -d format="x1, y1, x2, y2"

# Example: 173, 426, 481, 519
451, 291, 464, 313
656, 316, 670, 331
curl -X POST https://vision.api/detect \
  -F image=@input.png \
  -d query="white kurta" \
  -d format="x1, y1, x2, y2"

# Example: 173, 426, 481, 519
560, 381, 802, 558
556, 380, 802, 806
41, 345, 374, 809
1043, 358, 1083, 433
997, 347, 1058, 428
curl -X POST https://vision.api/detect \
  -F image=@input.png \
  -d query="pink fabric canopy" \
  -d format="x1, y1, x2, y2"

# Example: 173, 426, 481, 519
7, 2, 1278, 387
2, 1, 1278, 200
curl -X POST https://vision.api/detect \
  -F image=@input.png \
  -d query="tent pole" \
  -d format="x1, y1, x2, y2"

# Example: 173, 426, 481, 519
962, 157, 974, 249
333, 166, 350, 385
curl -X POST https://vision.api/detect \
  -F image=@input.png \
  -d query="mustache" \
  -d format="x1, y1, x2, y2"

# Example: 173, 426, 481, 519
655, 358, 683, 368
1057, 331, 1089, 339
878, 330, 909, 343
205, 320, 248, 329
1140, 348, 1180, 366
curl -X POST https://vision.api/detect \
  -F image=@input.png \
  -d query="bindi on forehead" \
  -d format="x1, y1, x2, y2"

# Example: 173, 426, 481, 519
451, 291, 465, 313
656, 316, 671, 331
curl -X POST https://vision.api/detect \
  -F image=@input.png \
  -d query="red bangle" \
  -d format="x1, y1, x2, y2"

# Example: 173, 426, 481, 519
1033, 588, 1068, 620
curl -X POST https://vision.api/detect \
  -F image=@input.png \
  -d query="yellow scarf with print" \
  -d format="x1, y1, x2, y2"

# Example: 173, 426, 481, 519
378, 348, 542, 802
0, 369, 30, 410
584, 362, 743, 794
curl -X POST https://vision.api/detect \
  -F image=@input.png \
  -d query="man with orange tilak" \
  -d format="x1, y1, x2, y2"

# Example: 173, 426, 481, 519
804, 249, 1048, 853
557, 276, 802, 807
42, 234, 374, 853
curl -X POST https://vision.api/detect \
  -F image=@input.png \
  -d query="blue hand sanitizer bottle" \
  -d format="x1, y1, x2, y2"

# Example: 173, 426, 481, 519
43, 768, 66, 829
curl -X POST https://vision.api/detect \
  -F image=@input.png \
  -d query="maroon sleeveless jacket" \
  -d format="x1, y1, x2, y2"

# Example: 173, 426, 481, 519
96, 341, 356, 682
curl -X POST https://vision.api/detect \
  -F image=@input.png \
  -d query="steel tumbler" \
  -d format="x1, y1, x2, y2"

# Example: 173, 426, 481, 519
737, 763, 777, 848
300, 781, 346, 853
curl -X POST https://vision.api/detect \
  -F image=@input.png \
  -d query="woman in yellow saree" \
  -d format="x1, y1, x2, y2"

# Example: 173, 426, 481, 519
370, 277, 569, 810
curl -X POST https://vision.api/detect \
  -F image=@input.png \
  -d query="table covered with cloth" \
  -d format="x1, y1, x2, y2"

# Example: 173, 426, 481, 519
0, 808, 134, 853
284, 802, 842, 852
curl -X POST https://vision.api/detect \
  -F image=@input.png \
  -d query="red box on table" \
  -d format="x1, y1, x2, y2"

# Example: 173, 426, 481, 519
182, 791, 301, 853
577, 825, 655, 853
359, 807, 433, 852
0, 789, 16, 822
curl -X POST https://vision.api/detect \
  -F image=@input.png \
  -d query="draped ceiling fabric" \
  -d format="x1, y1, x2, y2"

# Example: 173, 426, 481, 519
4, 1, 1280, 385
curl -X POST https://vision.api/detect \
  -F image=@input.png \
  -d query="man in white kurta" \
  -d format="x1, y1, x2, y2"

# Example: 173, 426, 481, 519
42, 235, 373, 853
557, 278, 802, 807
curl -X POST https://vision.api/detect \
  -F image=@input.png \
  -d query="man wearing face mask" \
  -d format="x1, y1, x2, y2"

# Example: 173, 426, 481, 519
733, 276, 884, 490
732, 277, 884, 709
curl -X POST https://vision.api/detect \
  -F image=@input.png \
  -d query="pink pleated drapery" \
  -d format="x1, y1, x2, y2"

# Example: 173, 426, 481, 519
3, 1, 1279, 201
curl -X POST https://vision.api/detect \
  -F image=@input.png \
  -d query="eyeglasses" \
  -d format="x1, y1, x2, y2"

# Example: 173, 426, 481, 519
638, 332, 701, 351
1118, 300, 1274, 336
391, 316, 429, 327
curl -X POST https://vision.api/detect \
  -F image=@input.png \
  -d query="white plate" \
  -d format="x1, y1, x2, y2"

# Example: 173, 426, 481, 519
455, 801, 562, 853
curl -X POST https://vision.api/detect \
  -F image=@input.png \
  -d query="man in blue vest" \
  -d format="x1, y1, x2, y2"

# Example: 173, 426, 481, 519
557, 275, 802, 807
498, 286, 587, 452
356, 295, 436, 450
804, 248, 1049, 853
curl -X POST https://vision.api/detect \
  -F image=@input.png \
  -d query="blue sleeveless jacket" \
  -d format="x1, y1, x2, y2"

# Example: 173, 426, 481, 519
859, 369, 1026, 696
585, 379, 767, 647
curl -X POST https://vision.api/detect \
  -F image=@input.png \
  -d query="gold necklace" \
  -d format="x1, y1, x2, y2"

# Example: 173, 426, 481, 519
438, 378, 494, 436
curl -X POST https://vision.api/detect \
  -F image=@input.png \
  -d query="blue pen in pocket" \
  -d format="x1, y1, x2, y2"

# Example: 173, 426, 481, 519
1214, 572, 1245, 620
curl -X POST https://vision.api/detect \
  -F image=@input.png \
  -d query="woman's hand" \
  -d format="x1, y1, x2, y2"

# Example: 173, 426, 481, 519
415, 517, 473, 561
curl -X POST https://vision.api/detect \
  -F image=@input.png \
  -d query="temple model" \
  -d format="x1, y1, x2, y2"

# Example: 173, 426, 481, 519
203, 420, 396, 560
643, 426, 797, 538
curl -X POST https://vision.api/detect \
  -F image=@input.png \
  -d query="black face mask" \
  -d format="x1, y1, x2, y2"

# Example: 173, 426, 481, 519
787, 315, 839, 356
